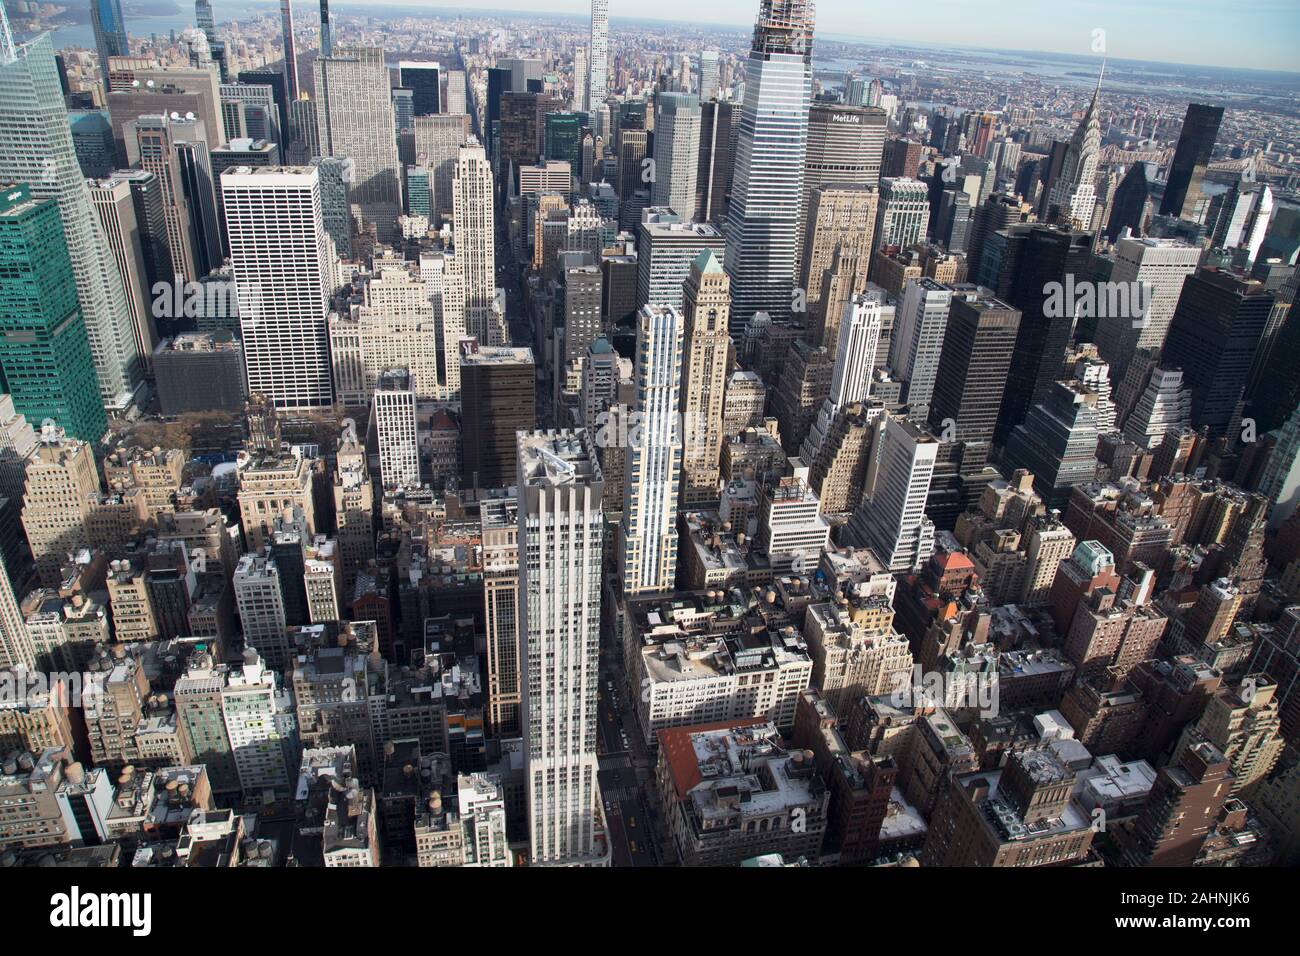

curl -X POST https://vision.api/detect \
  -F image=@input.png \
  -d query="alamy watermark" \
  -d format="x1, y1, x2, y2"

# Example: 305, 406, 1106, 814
890, 664, 1000, 718
1043, 277, 1152, 328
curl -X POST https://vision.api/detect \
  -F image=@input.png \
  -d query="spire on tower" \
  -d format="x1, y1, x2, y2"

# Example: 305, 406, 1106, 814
0, 0, 16, 65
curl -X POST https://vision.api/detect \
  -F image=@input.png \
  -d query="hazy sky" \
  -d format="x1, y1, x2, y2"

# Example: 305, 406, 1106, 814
387, 0, 1300, 72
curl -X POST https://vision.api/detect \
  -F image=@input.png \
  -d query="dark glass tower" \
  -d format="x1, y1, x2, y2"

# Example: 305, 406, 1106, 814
1105, 161, 1154, 243
399, 63, 441, 116
695, 100, 735, 224
90, 0, 129, 86
926, 293, 1022, 527
544, 112, 583, 166
990, 224, 1094, 445
1162, 268, 1274, 440
1159, 104, 1224, 219
485, 67, 512, 157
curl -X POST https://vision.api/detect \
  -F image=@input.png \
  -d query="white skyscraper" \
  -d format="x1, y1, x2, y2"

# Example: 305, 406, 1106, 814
801, 290, 885, 462
620, 305, 684, 595
1047, 66, 1103, 230
452, 141, 506, 345
572, 47, 587, 113
1122, 367, 1191, 450
651, 92, 701, 219
517, 430, 608, 866
892, 278, 954, 419
87, 176, 155, 373
222, 652, 292, 796
0, 550, 33, 671
1097, 236, 1200, 380
848, 415, 938, 572
586, 0, 609, 113
223, 166, 336, 408
875, 177, 930, 250
373, 368, 419, 490
724, 0, 815, 330
315, 46, 402, 239
697, 50, 720, 102
446, 70, 468, 114
420, 250, 468, 400
0, 33, 142, 410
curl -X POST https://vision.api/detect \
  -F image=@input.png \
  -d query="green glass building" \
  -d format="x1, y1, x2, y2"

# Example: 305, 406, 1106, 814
406, 165, 432, 219
0, 184, 107, 442
544, 112, 584, 166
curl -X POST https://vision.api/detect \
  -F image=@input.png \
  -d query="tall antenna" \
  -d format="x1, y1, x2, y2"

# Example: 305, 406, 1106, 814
0, 0, 17, 65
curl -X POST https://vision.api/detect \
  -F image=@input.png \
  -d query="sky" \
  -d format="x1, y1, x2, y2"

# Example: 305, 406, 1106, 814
374, 0, 1300, 73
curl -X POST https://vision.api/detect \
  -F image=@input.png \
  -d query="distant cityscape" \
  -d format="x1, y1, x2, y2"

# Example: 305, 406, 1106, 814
0, 0, 1295, 876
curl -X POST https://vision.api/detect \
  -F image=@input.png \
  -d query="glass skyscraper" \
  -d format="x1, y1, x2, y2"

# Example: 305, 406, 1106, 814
724, 0, 815, 332
0, 34, 142, 410
90, 0, 129, 86
1160, 103, 1225, 220
0, 185, 107, 442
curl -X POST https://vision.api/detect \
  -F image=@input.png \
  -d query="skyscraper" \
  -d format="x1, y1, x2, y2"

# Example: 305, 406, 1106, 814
451, 141, 506, 346
572, 47, 587, 114
1105, 161, 1154, 243
0, 185, 106, 442
279, 0, 299, 101
90, 0, 129, 87
587, 0, 609, 114
398, 62, 441, 116
1095, 237, 1200, 381
0, 548, 33, 672
21, 426, 101, 586
636, 213, 727, 314
724, 0, 815, 329
318, 0, 333, 58
680, 250, 731, 505
695, 100, 735, 224
0, 34, 142, 410
1160, 104, 1224, 221
1046, 67, 1103, 229
1122, 740, 1232, 867
461, 346, 536, 490
222, 166, 335, 408
799, 103, 886, 265
517, 430, 607, 865
482, 497, 521, 737
891, 278, 953, 421
874, 177, 930, 251
928, 294, 1021, 474
651, 92, 701, 219
86, 176, 154, 376
801, 290, 885, 463
697, 50, 720, 102
620, 305, 684, 596
373, 368, 419, 490
1002, 382, 1101, 510
413, 113, 470, 223
991, 224, 1093, 443
132, 114, 199, 283
446, 70, 467, 114
846, 415, 938, 573
801, 187, 877, 351
315, 46, 402, 239
1161, 269, 1274, 440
